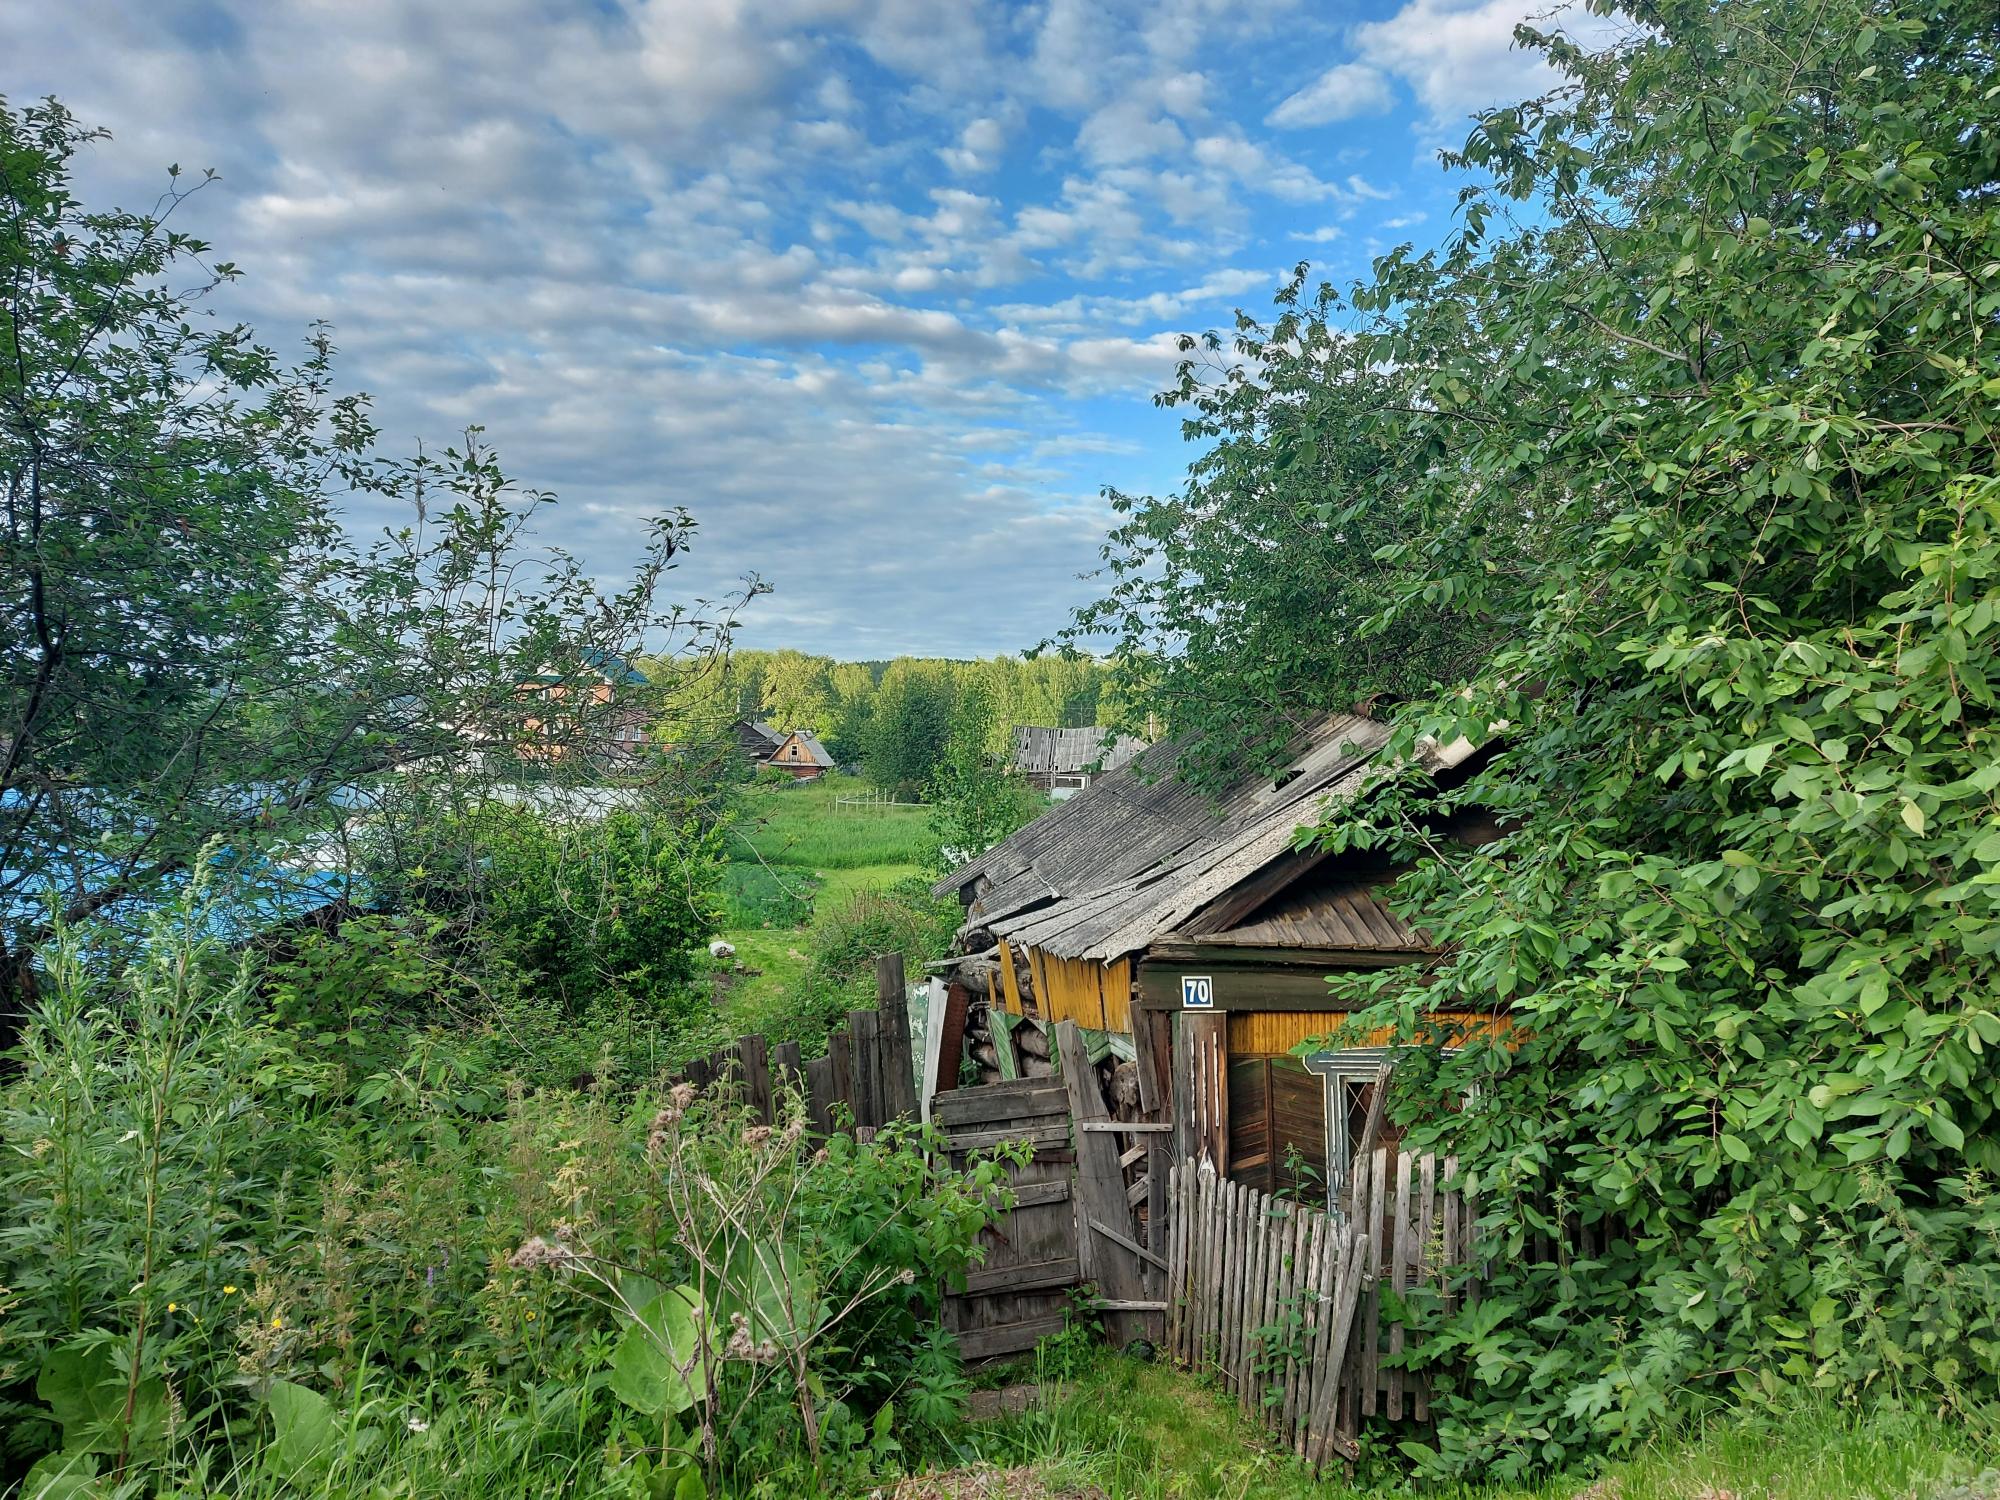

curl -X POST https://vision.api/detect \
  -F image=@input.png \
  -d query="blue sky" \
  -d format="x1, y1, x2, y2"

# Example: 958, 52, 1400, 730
9, 0, 1618, 659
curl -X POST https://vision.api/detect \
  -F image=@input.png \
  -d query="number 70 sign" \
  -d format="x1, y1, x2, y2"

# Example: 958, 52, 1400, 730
1180, 975, 1214, 1009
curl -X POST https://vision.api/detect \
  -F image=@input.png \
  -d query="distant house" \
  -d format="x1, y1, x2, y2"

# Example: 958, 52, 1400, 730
519, 651, 652, 760
767, 729, 835, 780
734, 719, 787, 763
1008, 725, 1147, 795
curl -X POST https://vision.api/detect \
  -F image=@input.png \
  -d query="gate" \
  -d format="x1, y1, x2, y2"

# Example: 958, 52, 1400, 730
933, 1077, 1080, 1359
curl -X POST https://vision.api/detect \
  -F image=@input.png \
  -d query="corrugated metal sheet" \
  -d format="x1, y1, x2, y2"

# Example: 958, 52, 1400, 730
939, 713, 1394, 962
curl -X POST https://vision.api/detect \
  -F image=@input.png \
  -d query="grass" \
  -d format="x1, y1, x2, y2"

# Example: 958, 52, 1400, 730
952, 1351, 1999, 1500
710, 774, 936, 1034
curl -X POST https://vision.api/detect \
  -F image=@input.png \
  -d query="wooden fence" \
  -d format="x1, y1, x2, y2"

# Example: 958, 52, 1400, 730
671, 954, 919, 1134
1163, 1147, 1478, 1464
1165, 1163, 1370, 1465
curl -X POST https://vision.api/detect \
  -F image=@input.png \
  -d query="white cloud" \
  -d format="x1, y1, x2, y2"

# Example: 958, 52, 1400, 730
2, 0, 1440, 657
1267, 63, 1395, 128
1354, 0, 1628, 123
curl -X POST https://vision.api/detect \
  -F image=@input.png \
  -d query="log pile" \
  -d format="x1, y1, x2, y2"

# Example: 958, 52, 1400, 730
938, 945, 1139, 1118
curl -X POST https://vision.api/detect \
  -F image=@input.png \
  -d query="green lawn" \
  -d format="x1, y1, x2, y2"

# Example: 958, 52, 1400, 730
709, 775, 935, 1033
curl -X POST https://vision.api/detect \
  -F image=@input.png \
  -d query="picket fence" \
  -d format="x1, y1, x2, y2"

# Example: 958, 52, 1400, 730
1163, 1147, 1478, 1464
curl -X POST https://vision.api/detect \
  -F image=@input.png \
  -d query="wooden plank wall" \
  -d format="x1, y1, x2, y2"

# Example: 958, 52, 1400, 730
935, 1078, 1082, 1359
673, 953, 918, 1134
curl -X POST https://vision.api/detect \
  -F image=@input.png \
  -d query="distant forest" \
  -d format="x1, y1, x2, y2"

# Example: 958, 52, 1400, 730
641, 648, 1139, 789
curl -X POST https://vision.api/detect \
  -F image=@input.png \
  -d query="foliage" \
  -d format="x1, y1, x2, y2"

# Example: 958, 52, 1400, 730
515, 1091, 1016, 1493
1050, 276, 1496, 786
1214, 0, 2000, 1478
404, 804, 723, 1027
0, 98, 738, 1047
926, 681, 1046, 872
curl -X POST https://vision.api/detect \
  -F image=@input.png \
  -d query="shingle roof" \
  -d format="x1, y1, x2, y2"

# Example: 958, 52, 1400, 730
938, 712, 1401, 962
1009, 726, 1148, 777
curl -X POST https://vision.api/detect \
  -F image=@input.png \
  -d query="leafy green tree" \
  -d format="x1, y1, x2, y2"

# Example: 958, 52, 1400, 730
925, 681, 1042, 870
0, 100, 735, 1040
1229, 0, 2000, 1477
862, 660, 957, 793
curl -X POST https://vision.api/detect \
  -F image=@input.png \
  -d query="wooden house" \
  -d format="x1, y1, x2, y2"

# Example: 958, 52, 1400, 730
767, 729, 835, 779
1008, 725, 1147, 795
935, 713, 1500, 1201
734, 718, 786, 763
518, 651, 652, 760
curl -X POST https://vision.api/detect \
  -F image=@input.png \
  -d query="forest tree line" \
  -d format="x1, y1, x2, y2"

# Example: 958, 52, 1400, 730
642, 647, 1139, 792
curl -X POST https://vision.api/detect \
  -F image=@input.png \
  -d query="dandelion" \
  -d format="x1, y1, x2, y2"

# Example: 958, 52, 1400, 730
166, 1303, 178, 1313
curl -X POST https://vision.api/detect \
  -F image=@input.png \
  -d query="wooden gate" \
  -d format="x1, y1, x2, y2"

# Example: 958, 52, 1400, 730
933, 1077, 1081, 1360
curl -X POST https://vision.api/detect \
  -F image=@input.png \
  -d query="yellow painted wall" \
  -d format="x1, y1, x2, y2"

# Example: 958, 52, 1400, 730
1018, 945, 1134, 1034
1227, 1010, 1509, 1057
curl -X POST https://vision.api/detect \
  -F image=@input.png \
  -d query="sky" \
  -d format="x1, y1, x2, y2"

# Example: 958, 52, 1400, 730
7, 0, 1618, 659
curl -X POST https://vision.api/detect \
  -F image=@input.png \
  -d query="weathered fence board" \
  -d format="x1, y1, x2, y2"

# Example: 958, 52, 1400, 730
1164, 1162, 1369, 1466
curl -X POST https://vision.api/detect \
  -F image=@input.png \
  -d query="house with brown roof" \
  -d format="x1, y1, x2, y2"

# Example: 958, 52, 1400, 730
935, 712, 1501, 1200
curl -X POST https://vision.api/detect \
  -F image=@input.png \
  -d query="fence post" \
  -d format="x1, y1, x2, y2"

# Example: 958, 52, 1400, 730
875, 952, 918, 1120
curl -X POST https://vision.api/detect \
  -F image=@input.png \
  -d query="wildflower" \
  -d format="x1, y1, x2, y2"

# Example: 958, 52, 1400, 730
741, 1124, 774, 1151
508, 1236, 579, 1271
525, 1310, 537, 1322
407, 1417, 429, 1433
271, 1316, 283, 1329
670, 1082, 696, 1112
167, 1303, 178, 1313
223, 1285, 238, 1296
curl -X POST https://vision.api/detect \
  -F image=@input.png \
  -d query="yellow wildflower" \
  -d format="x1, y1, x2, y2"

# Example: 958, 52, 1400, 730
223, 1285, 238, 1295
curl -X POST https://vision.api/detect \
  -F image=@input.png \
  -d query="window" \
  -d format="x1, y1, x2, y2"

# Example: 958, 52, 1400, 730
1304, 1048, 1402, 1206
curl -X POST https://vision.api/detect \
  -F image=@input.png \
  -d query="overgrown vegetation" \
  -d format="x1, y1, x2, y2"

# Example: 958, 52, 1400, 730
1068, 0, 2000, 1480
0, 889, 1009, 1497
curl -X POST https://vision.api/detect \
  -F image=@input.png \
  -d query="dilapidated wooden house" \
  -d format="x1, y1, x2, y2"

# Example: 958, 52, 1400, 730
1008, 725, 1148, 795
935, 712, 1500, 1201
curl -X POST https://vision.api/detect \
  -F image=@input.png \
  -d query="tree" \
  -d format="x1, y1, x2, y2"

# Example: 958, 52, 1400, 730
862, 660, 957, 794
1206, 0, 1998, 1476
925, 680, 1040, 869
1051, 272, 1506, 786
0, 100, 736, 1039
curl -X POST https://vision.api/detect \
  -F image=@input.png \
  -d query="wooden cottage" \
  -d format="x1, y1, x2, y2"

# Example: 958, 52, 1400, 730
767, 729, 835, 779
734, 719, 786, 763
1008, 725, 1148, 795
935, 713, 1500, 1201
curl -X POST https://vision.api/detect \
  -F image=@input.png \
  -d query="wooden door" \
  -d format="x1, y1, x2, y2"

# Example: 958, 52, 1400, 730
933, 1078, 1080, 1360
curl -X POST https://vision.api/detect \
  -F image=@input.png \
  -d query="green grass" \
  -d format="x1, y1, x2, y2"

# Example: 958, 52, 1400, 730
956, 1352, 1999, 1500
710, 775, 937, 1035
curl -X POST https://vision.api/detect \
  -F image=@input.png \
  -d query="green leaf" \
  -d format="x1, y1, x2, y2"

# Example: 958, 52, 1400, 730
267, 1379, 336, 1475
1719, 1133, 1752, 1163
36, 1341, 167, 1457
609, 1287, 708, 1417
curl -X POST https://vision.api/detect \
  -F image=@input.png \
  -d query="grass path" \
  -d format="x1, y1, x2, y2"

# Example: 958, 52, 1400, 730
962, 1353, 1997, 1499
710, 774, 933, 1032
